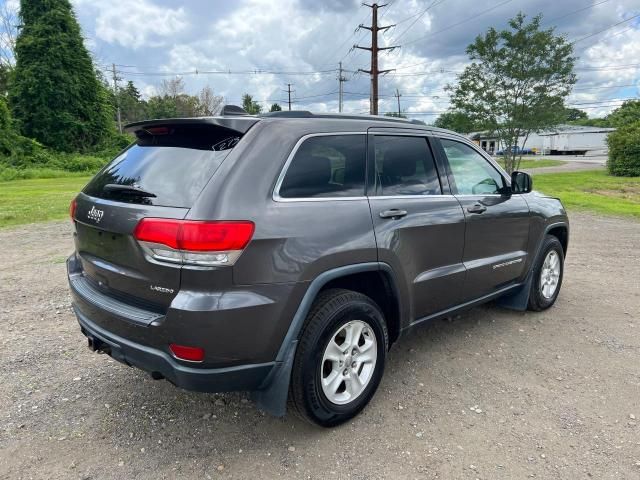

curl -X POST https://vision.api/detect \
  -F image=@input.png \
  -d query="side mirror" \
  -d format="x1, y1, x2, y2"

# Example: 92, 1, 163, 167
511, 171, 532, 194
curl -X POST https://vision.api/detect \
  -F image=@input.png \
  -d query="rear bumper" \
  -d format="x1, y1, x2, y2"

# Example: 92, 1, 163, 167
74, 305, 276, 392
66, 252, 300, 393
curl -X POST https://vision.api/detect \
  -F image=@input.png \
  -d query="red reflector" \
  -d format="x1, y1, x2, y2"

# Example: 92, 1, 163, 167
70, 198, 77, 221
134, 219, 254, 252
169, 344, 205, 362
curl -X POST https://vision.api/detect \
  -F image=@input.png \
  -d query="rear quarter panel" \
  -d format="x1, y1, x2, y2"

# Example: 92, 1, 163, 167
187, 120, 378, 286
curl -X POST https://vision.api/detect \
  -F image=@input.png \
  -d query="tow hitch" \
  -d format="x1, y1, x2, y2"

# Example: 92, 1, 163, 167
87, 335, 111, 355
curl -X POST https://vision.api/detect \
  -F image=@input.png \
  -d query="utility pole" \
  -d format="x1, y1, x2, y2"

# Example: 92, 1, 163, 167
337, 61, 348, 113
111, 63, 122, 133
394, 88, 402, 116
286, 83, 293, 111
354, 3, 398, 115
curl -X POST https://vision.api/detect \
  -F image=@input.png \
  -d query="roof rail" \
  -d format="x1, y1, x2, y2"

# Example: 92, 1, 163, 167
259, 111, 313, 118
259, 111, 426, 125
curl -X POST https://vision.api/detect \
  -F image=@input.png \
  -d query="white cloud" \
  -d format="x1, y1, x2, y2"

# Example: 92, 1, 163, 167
74, 0, 188, 49
66, 0, 640, 119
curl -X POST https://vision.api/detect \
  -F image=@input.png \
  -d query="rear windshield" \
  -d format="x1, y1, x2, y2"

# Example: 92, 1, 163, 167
83, 125, 239, 208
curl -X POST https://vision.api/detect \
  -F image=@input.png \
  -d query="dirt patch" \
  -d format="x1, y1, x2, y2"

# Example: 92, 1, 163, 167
592, 188, 640, 202
1, 214, 639, 479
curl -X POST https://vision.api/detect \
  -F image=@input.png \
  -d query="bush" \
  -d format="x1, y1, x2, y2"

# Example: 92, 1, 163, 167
607, 121, 640, 177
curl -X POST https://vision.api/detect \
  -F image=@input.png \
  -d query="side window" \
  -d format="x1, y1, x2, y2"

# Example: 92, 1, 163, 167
440, 139, 505, 195
374, 136, 442, 196
278, 135, 366, 198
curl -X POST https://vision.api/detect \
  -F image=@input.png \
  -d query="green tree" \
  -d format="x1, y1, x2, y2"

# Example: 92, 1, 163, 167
9, 0, 113, 151
0, 63, 10, 96
606, 120, 640, 177
0, 95, 40, 160
269, 103, 282, 112
448, 13, 576, 173
146, 95, 178, 119
117, 81, 146, 124
242, 94, 262, 114
606, 100, 640, 129
568, 117, 612, 128
564, 107, 587, 122
434, 111, 477, 133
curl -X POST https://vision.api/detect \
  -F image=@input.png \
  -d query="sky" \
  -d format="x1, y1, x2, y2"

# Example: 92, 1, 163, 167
6, 0, 640, 119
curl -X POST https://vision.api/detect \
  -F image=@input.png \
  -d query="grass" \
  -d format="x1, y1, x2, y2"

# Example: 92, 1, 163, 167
0, 176, 90, 228
0, 168, 638, 229
534, 169, 640, 219
497, 158, 566, 169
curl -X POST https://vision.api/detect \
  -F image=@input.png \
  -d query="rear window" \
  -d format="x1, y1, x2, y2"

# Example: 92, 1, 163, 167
83, 125, 239, 208
278, 135, 366, 199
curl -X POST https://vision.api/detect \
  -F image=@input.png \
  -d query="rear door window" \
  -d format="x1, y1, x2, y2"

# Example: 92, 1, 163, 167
278, 135, 366, 198
83, 125, 239, 208
373, 135, 442, 196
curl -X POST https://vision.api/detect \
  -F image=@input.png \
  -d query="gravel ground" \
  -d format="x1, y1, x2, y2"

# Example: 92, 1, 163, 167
1, 213, 639, 479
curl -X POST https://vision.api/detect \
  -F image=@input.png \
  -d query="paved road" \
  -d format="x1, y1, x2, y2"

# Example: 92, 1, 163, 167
537, 154, 607, 165
523, 161, 605, 175
1, 214, 639, 479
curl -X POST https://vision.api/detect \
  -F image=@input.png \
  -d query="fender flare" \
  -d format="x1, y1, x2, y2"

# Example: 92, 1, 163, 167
251, 262, 398, 416
497, 221, 569, 311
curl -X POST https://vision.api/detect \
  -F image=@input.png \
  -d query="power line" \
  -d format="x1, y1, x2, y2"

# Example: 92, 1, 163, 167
387, 0, 446, 43
572, 12, 640, 44
545, 0, 610, 24
402, 0, 514, 47
108, 67, 339, 77
317, 8, 374, 67
578, 25, 634, 49
573, 83, 639, 90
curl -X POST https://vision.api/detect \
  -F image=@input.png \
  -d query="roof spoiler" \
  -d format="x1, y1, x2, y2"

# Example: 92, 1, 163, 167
124, 116, 259, 136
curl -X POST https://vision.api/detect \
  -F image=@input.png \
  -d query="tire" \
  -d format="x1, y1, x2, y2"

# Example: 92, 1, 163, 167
289, 288, 389, 427
528, 235, 564, 311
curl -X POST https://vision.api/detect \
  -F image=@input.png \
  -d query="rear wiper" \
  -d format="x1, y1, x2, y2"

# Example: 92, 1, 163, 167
103, 184, 157, 197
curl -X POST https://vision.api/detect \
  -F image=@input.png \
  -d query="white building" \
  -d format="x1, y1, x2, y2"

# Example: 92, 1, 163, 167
470, 124, 616, 155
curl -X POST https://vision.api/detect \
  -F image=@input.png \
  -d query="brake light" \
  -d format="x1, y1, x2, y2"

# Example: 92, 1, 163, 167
169, 343, 205, 362
69, 198, 77, 221
133, 219, 254, 266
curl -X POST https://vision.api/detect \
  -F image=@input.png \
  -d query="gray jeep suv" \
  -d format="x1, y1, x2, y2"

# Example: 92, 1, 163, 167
67, 110, 568, 427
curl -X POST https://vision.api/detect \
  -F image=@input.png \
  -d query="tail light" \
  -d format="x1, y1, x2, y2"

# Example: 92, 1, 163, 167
169, 343, 205, 362
69, 198, 77, 221
133, 218, 254, 266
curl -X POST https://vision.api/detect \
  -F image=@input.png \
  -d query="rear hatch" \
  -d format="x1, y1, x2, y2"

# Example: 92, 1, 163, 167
73, 118, 257, 310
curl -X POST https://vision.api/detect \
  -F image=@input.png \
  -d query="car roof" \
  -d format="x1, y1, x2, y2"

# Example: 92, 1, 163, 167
124, 111, 461, 138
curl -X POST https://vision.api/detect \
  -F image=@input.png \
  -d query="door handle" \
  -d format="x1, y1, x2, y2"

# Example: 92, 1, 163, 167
379, 209, 408, 219
467, 203, 487, 214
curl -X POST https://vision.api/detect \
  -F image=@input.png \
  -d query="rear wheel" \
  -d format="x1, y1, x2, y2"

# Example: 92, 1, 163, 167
289, 289, 388, 427
528, 235, 564, 311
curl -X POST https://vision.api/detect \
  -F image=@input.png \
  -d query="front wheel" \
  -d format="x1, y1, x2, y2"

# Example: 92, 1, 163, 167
528, 235, 564, 311
289, 289, 388, 427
